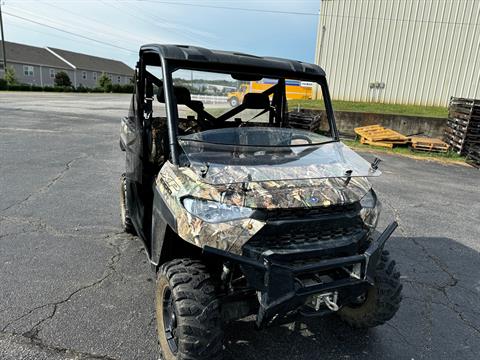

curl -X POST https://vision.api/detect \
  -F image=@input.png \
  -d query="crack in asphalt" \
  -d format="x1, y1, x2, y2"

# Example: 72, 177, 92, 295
453, 309, 480, 335
0, 216, 61, 240
0, 154, 88, 213
384, 198, 458, 290
0, 215, 120, 241
1, 233, 125, 340
383, 198, 480, 338
147, 314, 156, 327
0, 331, 118, 359
0, 232, 18, 240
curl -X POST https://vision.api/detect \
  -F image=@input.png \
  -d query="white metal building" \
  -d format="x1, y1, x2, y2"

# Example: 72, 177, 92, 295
315, 0, 480, 106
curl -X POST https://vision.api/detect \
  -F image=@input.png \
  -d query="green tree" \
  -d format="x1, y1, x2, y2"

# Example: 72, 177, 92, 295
54, 71, 72, 87
5, 66, 17, 85
98, 72, 112, 91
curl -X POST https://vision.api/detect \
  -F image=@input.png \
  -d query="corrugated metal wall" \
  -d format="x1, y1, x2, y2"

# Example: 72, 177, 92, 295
315, 0, 480, 106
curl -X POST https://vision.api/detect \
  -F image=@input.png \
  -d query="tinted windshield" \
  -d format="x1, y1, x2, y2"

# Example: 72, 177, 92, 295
178, 127, 380, 185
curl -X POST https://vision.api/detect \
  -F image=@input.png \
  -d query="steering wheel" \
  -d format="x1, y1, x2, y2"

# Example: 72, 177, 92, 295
290, 134, 313, 145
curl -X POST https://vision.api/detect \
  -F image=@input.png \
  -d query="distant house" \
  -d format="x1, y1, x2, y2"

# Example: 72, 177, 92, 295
0, 41, 133, 88
46, 47, 133, 88
0, 42, 74, 87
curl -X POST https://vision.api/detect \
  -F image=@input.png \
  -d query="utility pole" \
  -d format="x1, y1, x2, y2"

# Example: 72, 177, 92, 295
0, 1, 7, 79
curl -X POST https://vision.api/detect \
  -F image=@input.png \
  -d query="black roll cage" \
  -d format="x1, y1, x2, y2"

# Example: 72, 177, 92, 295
136, 51, 340, 166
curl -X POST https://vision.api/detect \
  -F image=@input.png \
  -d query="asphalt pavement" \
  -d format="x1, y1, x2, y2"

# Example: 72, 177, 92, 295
0, 92, 479, 360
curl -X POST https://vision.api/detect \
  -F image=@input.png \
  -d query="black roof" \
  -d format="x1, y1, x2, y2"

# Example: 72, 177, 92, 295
140, 44, 325, 79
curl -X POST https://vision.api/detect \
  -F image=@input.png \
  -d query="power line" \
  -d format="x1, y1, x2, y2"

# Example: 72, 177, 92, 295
141, 1, 319, 16
7, 0, 319, 16
6, 0, 318, 17
8, 21, 100, 49
42, 1, 131, 36
38, 2, 157, 44
101, 0, 202, 43
2, 11, 136, 53
115, 0, 214, 42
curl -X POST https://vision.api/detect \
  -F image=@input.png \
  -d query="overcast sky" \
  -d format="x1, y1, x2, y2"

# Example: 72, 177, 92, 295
2, 0, 320, 68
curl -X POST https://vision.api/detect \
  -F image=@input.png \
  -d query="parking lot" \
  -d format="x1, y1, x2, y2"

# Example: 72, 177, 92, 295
0, 92, 479, 360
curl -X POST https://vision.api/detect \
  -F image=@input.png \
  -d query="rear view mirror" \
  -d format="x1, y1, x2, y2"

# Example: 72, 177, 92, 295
231, 73, 263, 81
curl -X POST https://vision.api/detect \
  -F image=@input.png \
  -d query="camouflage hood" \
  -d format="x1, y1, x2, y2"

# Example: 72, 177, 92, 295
159, 162, 372, 209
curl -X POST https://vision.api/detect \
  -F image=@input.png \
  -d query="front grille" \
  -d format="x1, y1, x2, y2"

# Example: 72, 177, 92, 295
243, 202, 368, 260
273, 222, 364, 245
254, 202, 360, 221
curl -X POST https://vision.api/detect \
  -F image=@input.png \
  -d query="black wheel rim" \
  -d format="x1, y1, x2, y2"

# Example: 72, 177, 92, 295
347, 288, 373, 309
162, 287, 178, 354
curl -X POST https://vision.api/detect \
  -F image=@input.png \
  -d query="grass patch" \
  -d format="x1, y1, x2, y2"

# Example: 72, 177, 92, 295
343, 139, 465, 162
289, 100, 448, 119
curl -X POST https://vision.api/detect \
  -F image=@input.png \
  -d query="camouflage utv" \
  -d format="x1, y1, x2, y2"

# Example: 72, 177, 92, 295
119, 44, 402, 360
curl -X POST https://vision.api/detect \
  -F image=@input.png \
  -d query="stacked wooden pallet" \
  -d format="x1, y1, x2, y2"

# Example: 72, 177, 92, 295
466, 145, 480, 169
287, 111, 322, 131
354, 125, 409, 148
410, 136, 449, 153
444, 97, 480, 154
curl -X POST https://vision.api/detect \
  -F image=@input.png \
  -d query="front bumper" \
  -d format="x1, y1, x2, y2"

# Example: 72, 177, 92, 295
204, 221, 398, 327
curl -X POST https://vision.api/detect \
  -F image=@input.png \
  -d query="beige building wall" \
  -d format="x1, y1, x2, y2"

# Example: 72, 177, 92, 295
315, 0, 480, 106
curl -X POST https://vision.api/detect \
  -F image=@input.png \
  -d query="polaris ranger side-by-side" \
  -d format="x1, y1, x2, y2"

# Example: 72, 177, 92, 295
119, 44, 402, 360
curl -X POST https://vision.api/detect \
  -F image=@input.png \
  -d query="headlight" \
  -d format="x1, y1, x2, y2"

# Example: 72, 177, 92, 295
182, 198, 254, 223
360, 189, 381, 229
